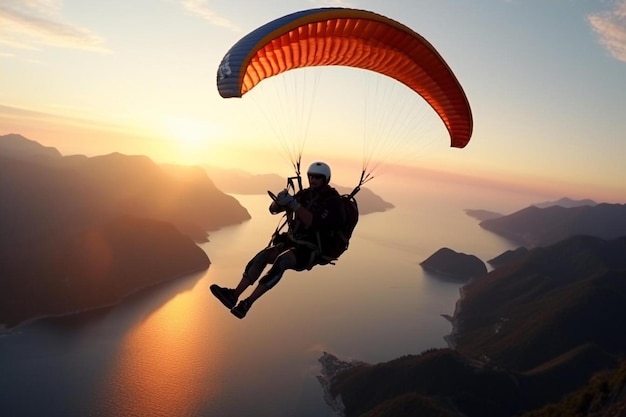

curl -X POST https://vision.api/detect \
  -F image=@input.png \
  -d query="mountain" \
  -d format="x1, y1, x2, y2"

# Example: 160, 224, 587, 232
479, 204, 626, 248
452, 235, 626, 372
333, 184, 394, 214
329, 348, 521, 417
522, 358, 626, 417
487, 247, 529, 267
327, 235, 626, 417
0, 133, 62, 161
464, 197, 596, 223
0, 215, 210, 328
0, 134, 251, 328
0, 134, 251, 243
532, 197, 597, 208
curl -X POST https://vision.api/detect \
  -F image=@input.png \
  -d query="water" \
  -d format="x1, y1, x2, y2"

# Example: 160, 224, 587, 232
0, 185, 519, 417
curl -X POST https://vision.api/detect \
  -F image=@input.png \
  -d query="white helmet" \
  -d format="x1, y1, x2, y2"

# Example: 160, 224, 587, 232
307, 161, 331, 183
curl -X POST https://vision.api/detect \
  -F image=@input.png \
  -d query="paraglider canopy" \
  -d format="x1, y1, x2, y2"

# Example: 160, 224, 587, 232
216, 7, 473, 148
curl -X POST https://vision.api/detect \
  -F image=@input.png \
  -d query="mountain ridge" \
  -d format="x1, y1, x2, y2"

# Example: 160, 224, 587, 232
479, 203, 626, 248
326, 234, 626, 417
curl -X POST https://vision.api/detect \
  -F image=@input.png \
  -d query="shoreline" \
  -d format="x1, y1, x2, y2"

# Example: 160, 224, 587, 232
442, 282, 471, 349
317, 352, 370, 417
0, 266, 207, 334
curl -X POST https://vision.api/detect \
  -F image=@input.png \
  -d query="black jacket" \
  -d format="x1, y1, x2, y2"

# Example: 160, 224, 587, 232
275, 185, 346, 256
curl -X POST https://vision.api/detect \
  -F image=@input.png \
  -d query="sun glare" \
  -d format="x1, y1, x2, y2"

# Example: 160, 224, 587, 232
165, 116, 218, 147
160, 116, 227, 164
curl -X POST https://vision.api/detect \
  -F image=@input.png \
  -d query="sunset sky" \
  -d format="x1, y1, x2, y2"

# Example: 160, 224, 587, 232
1, 0, 625, 203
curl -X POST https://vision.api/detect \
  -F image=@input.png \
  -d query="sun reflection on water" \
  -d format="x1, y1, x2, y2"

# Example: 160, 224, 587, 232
98, 280, 227, 416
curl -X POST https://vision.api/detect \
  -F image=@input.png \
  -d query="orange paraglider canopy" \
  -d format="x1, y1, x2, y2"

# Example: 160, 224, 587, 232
217, 8, 473, 148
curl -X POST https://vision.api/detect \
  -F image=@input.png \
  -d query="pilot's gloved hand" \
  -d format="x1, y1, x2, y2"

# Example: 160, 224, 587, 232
276, 191, 301, 211
275, 189, 289, 201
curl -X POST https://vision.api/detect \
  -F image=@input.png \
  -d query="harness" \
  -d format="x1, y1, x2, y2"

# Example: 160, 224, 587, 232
268, 168, 368, 269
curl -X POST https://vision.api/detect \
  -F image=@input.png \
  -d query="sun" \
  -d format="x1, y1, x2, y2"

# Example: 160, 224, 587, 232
160, 116, 228, 164
165, 116, 216, 148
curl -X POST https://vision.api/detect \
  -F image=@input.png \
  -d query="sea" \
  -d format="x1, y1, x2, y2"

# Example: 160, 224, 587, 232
0, 179, 528, 417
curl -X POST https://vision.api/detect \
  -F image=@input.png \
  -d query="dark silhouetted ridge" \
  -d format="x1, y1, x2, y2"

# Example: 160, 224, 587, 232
480, 204, 626, 247
327, 235, 626, 417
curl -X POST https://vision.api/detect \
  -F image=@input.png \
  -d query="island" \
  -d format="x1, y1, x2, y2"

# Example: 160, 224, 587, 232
420, 247, 487, 282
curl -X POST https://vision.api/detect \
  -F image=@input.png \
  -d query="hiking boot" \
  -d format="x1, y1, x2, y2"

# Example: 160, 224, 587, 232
231, 299, 251, 319
210, 284, 237, 309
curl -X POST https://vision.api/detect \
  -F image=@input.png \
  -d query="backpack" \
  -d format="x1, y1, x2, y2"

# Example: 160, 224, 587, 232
324, 194, 359, 259
340, 194, 359, 243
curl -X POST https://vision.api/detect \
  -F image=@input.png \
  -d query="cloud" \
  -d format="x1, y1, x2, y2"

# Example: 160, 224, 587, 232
180, 0, 241, 32
0, 0, 109, 53
588, 0, 626, 63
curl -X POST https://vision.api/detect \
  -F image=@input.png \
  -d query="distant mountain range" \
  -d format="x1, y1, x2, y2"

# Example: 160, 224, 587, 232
479, 203, 626, 248
1, 134, 250, 242
532, 197, 597, 209
0, 134, 250, 328
465, 197, 598, 222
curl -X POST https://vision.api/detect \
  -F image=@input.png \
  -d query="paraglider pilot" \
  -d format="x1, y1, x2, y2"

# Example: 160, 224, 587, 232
210, 162, 346, 318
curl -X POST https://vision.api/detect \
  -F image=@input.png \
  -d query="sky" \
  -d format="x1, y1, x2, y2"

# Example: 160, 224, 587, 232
1, 0, 625, 204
